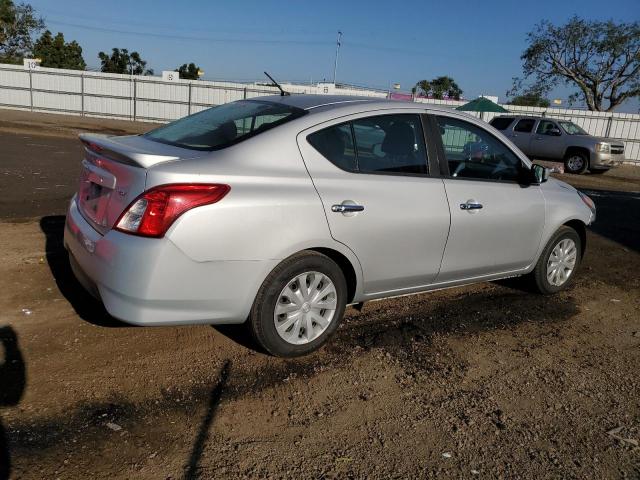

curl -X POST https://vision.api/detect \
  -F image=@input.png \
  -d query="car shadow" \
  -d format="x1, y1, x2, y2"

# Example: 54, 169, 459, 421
184, 360, 231, 480
0, 326, 26, 480
39, 216, 128, 328
211, 324, 264, 353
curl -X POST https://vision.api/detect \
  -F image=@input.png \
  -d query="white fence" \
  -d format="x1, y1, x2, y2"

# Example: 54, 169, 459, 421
1, 63, 638, 162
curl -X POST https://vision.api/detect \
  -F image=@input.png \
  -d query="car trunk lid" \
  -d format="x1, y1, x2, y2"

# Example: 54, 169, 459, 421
76, 133, 199, 235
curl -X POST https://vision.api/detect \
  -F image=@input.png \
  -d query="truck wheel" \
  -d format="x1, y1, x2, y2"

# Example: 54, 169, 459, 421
564, 152, 588, 174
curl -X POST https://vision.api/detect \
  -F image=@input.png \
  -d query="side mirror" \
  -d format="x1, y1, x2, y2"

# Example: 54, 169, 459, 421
548, 128, 561, 136
531, 163, 550, 183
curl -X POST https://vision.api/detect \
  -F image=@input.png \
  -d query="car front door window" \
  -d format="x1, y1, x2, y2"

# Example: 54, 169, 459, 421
536, 120, 559, 135
436, 116, 523, 182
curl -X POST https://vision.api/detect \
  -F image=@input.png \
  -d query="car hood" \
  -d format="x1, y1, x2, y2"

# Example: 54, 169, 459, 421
592, 137, 623, 145
569, 135, 624, 145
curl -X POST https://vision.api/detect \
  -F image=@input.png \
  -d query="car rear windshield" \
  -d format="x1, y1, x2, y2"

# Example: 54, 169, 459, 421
489, 117, 515, 130
144, 100, 307, 151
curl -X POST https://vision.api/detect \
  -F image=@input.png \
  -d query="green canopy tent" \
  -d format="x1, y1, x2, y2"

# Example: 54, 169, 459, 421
456, 97, 509, 121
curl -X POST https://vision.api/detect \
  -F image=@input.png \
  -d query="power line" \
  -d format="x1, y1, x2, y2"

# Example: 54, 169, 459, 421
46, 19, 431, 57
46, 20, 333, 47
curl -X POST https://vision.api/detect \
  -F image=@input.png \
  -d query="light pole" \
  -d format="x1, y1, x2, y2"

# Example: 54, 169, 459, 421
333, 31, 342, 85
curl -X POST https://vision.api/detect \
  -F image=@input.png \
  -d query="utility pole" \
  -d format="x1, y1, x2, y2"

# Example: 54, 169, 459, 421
333, 31, 342, 85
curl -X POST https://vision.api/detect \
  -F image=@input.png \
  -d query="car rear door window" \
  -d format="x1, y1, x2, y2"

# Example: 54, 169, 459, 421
514, 119, 535, 133
489, 117, 515, 130
352, 115, 427, 174
307, 124, 357, 172
308, 114, 428, 175
437, 116, 523, 182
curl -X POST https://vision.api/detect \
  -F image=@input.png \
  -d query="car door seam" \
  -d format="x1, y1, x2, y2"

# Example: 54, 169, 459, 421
294, 134, 366, 282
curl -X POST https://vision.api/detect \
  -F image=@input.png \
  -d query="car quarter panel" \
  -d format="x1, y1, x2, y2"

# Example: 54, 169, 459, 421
65, 196, 277, 325
145, 126, 365, 295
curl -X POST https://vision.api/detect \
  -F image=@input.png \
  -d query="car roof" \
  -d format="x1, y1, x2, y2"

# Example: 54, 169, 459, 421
252, 94, 455, 115
494, 115, 539, 119
494, 115, 568, 121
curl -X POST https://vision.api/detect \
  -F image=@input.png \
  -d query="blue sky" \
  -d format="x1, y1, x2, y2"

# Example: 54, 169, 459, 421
29, 0, 640, 111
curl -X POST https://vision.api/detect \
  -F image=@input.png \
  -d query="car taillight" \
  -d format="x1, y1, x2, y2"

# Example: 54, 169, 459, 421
115, 184, 230, 238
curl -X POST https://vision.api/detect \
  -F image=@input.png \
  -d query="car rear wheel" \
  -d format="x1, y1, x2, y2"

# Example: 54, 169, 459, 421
249, 251, 347, 357
564, 152, 589, 174
529, 226, 582, 294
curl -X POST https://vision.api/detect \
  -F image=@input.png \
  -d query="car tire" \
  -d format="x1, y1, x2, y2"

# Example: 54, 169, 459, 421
249, 251, 347, 357
564, 152, 589, 174
529, 226, 582, 295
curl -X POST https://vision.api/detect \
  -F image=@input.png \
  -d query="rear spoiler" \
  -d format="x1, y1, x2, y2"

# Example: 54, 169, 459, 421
79, 133, 179, 169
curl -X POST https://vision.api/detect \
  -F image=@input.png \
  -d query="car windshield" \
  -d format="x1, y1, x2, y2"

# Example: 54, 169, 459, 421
558, 121, 587, 135
145, 100, 307, 150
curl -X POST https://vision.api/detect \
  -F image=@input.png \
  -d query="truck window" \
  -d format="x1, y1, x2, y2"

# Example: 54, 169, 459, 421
489, 117, 514, 130
514, 119, 535, 133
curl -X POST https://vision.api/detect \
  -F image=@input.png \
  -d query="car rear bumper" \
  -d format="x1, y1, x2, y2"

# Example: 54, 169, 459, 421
592, 152, 625, 169
64, 196, 275, 326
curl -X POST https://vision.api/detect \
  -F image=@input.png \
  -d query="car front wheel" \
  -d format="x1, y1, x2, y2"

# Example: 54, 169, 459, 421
564, 152, 589, 174
529, 226, 582, 294
249, 251, 347, 357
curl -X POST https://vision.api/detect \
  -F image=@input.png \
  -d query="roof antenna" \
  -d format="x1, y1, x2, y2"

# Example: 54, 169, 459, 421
264, 71, 290, 96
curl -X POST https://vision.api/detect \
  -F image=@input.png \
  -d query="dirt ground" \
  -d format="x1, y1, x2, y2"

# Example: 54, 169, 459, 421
0, 110, 639, 479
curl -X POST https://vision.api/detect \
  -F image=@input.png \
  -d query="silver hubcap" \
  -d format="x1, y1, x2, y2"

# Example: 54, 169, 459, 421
273, 271, 337, 345
547, 238, 577, 286
567, 155, 584, 171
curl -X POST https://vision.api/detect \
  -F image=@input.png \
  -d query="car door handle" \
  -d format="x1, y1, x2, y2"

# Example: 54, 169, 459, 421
331, 204, 365, 213
460, 202, 483, 210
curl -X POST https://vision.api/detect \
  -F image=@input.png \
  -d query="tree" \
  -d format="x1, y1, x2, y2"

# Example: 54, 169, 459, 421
513, 17, 640, 112
411, 79, 430, 96
98, 48, 153, 75
508, 89, 550, 108
0, 0, 44, 64
430, 76, 463, 100
33, 30, 85, 70
412, 76, 463, 100
175, 62, 201, 80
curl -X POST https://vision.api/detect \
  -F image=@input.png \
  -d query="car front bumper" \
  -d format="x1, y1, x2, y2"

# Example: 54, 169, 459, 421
64, 196, 275, 326
592, 152, 625, 169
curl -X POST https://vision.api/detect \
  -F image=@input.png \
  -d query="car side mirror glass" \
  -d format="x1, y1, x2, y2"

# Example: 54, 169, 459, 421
548, 128, 561, 136
531, 163, 549, 183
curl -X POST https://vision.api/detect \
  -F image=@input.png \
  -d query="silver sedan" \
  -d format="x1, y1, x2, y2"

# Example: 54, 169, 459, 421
64, 95, 596, 357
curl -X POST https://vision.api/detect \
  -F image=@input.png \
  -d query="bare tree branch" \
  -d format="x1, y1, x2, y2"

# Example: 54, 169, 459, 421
512, 17, 639, 111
